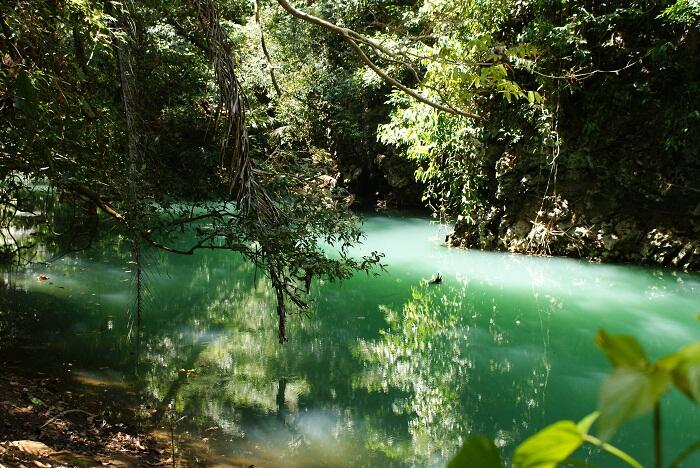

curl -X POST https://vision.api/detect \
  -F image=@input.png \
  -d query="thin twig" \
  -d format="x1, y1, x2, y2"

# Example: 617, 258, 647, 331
254, 0, 282, 96
40, 409, 97, 429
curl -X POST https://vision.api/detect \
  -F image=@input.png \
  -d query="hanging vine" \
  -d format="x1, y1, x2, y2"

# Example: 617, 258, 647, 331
116, 0, 145, 333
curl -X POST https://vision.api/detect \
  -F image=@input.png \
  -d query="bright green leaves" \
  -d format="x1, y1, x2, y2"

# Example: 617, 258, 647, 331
596, 330, 649, 369
512, 420, 585, 468
448, 330, 700, 468
526, 90, 544, 105
66, 0, 116, 36
28, 394, 45, 407
660, 0, 700, 27
595, 329, 700, 440
576, 411, 599, 435
448, 413, 611, 468
595, 329, 667, 440
597, 366, 671, 441
517, 332, 700, 465
448, 435, 504, 468
659, 342, 700, 402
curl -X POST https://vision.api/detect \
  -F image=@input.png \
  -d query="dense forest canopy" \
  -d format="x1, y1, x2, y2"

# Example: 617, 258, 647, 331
2, 0, 700, 341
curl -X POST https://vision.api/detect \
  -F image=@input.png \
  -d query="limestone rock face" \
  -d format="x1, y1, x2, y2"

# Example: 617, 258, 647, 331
446, 198, 699, 271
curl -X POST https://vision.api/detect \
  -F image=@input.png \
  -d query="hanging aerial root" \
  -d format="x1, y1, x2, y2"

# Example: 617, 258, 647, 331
131, 235, 143, 330
117, 0, 146, 338
191, 0, 254, 211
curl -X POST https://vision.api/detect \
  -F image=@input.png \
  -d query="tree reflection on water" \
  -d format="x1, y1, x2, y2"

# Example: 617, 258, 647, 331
9, 213, 698, 467
356, 279, 553, 465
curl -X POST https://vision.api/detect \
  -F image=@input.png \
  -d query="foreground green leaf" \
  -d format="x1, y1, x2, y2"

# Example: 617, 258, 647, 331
28, 395, 44, 406
513, 421, 583, 468
448, 435, 503, 468
596, 330, 648, 370
660, 343, 700, 402
576, 411, 599, 435
597, 367, 671, 440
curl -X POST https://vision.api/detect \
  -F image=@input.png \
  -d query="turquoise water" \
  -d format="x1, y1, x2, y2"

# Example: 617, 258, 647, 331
1, 213, 699, 466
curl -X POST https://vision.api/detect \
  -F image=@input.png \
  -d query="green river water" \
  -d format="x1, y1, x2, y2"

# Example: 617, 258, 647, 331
1, 212, 699, 467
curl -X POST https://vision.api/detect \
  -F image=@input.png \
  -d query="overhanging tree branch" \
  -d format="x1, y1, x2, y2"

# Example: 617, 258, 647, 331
66, 184, 248, 255
273, 0, 481, 120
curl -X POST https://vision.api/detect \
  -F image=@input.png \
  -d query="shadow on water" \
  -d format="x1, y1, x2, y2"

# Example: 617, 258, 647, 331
1, 212, 699, 466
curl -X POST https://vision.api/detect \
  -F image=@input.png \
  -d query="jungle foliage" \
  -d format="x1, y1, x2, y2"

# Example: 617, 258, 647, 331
0, 0, 389, 341
375, 0, 700, 267
2, 2, 699, 466
2, 0, 699, 340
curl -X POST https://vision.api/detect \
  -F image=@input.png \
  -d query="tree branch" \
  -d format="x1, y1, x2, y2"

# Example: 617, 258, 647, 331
254, 0, 282, 96
66, 184, 248, 255
273, 0, 481, 120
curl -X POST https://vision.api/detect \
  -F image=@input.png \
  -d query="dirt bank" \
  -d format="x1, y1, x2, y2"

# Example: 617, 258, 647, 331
0, 368, 167, 467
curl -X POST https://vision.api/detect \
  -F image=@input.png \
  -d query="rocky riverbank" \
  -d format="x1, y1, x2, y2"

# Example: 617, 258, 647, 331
446, 194, 700, 270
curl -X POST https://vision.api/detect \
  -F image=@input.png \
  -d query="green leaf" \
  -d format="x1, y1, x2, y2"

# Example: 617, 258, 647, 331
660, 343, 700, 402
597, 367, 671, 440
28, 395, 44, 407
576, 411, 599, 435
595, 330, 648, 369
448, 435, 503, 468
672, 359, 700, 402
14, 69, 39, 116
513, 421, 583, 468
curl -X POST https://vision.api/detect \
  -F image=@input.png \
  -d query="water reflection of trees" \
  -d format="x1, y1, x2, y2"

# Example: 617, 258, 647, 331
2, 218, 381, 464
6, 203, 700, 466
133, 250, 326, 463
2, 236, 558, 466
0, 187, 121, 266
132, 249, 422, 466
356, 280, 553, 465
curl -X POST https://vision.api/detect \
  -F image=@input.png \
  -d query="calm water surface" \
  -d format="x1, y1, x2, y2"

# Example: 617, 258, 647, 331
2, 213, 699, 467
